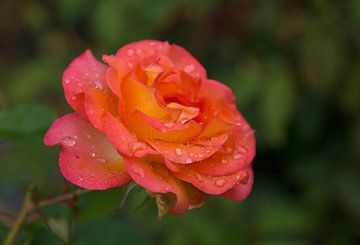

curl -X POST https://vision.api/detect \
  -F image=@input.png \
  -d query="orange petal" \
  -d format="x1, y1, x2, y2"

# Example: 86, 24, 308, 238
125, 111, 202, 142
147, 133, 228, 165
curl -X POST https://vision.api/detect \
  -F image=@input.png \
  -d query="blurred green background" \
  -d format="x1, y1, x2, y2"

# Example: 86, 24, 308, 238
0, 0, 359, 244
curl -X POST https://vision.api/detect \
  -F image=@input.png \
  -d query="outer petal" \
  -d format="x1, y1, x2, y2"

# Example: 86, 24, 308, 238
190, 129, 256, 176
115, 40, 207, 79
44, 113, 131, 190
123, 156, 205, 214
104, 113, 158, 157
173, 165, 249, 195
223, 166, 254, 201
147, 133, 228, 165
62, 50, 107, 117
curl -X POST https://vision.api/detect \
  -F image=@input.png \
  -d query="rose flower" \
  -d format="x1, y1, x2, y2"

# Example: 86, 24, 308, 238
45, 40, 256, 215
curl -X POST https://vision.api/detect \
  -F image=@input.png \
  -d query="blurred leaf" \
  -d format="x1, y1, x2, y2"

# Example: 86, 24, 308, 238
259, 61, 296, 147
47, 217, 70, 243
0, 104, 56, 140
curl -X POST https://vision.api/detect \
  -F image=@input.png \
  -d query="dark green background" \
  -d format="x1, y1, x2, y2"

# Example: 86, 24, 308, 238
0, 0, 359, 244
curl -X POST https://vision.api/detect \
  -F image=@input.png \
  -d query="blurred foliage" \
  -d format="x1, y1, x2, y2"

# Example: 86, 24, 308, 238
0, 0, 359, 244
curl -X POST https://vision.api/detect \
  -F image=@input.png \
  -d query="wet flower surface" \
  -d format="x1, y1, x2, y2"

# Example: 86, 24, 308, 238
45, 40, 256, 215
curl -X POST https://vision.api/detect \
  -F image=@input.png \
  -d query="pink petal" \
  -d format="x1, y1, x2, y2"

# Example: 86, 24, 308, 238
147, 133, 228, 165
223, 166, 254, 201
123, 156, 205, 214
190, 129, 256, 176
62, 50, 108, 117
173, 165, 249, 195
115, 40, 206, 79
44, 113, 131, 190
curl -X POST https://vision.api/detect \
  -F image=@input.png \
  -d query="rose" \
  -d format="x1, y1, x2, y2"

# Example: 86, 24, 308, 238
45, 40, 255, 215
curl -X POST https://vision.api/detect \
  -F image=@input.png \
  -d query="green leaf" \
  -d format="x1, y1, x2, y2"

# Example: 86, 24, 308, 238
0, 104, 56, 140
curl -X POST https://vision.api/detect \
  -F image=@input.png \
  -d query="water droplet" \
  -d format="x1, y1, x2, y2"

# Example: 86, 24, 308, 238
215, 179, 226, 187
96, 157, 106, 163
180, 119, 188, 125
185, 158, 192, 164
136, 49, 143, 55
205, 149, 211, 153
236, 146, 248, 154
175, 148, 182, 156
127, 49, 134, 56
90, 174, 96, 181
64, 79, 70, 84
78, 175, 84, 181
134, 167, 145, 178
195, 173, 203, 182
92, 81, 103, 89
233, 154, 242, 160
71, 95, 76, 101
184, 64, 195, 73
236, 174, 242, 180
90, 152, 96, 157
226, 147, 233, 153
198, 153, 204, 158
221, 159, 228, 164
189, 153, 194, 157
61, 136, 76, 147
163, 122, 174, 128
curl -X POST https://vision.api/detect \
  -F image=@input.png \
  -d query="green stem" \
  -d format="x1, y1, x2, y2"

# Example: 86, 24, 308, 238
3, 186, 33, 245
2, 188, 91, 245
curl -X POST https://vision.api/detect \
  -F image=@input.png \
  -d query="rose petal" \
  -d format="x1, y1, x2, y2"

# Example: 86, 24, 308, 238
125, 111, 202, 142
147, 133, 228, 165
62, 50, 108, 118
104, 113, 158, 157
189, 129, 256, 176
122, 75, 179, 120
173, 165, 249, 195
115, 40, 206, 79
44, 113, 131, 190
123, 156, 205, 214
223, 166, 254, 201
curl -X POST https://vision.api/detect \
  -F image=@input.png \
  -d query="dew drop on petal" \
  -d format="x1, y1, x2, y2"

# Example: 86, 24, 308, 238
78, 175, 85, 182
189, 153, 194, 157
127, 49, 134, 56
134, 167, 145, 178
215, 179, 226, 187
195, 173, 203, 183
185, 158, 192, 164
198, 153, 204, 158
226, 147, 233, 153
61, 136, 76, 147
237, 146, 248, 154
96, 157, 106, 163
90, 152, 96, 157
175, 148, 182, 156
163, 122, 174, 128
221, 159, 228, 164
71, 95, 76, 101
184, 64, 195, 73
64, 79, 70, 84
90, 174, 96, 181
233, 154, 242, 160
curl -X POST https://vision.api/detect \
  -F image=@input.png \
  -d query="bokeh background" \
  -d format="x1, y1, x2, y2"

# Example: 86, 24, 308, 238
1, 0, 359, 244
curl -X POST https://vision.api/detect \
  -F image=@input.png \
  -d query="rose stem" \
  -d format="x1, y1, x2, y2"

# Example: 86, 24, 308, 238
3, 187, 90, 245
